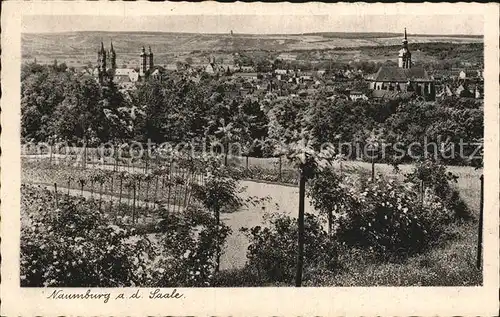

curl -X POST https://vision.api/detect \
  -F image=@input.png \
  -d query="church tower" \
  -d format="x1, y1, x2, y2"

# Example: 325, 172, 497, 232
109, 41, 117, 69
398, 28, 412, 68
97, 42, 106, 71
147, 46, 154, 71
140, 46, 147, 77
97, 42, 107, 83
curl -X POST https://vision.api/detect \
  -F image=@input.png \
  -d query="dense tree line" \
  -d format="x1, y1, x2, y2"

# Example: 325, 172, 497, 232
21, 62, 482, 165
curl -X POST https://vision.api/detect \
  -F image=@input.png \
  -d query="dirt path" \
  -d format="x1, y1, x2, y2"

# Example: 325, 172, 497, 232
24, 155, 320, 270
29, 179, 318, 271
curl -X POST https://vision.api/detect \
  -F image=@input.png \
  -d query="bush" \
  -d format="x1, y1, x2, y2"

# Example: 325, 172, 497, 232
241, 213, 339, 285
332, 176, 455, 260
307, 165, 463, 261
404, 158, 472, 221
21, 185, 232, 287
148, 206, 232, 287
21, 185, 152, 287
307, 168, 360, 234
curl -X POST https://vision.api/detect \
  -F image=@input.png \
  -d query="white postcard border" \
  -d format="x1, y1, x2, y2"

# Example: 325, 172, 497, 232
1, 2, 498, 316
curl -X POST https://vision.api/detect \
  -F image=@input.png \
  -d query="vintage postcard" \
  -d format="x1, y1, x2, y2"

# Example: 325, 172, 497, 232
1, 1, 499, 316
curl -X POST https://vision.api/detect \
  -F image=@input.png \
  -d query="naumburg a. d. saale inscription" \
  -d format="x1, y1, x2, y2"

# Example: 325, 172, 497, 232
47, 289, 184, 303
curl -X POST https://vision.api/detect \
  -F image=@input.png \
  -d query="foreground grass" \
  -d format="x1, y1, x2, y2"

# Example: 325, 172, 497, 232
312, 223, 481, 286
217, 220, 482, 287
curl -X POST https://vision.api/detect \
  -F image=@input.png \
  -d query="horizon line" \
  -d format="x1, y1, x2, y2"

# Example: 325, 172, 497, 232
22, 30, 484, 37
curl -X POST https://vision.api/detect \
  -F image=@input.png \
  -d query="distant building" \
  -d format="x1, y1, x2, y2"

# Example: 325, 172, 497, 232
275, 69, 288, 75
205, 56, 226, 75
95, 42, 162, 85
349, 91, 369, 101
316, 69, 326, 77
366, 29, 435, 101
239, 72, 259, 80
459, 69, 482, 80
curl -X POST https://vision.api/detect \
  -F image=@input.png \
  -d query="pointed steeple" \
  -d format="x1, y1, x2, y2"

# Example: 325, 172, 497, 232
109, 41, 116, 69
398, 28, 411, 69
140, 46, 147, 76
147, 46, 154, 71
403, 28, 408, 46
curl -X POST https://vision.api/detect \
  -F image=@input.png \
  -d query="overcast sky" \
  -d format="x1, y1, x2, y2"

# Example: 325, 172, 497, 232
22, 14, 483, 35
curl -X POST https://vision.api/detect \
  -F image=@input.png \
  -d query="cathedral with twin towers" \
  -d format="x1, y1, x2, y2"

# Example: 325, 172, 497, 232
95, 41, 163, 85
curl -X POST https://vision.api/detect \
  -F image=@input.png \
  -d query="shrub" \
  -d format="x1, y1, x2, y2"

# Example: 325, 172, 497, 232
307, 168, 360, 234
149, 206, 232, 287
21, 185, 232, 287
333, 177, 455, 260
20, 185, 152, 287
241, 213, 339, 285
307, 164, 463, 261
404, 158, 472, 221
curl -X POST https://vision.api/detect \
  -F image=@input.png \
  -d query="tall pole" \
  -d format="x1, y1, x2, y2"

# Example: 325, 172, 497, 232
477, 174, 484, 269
54, 183, 58, 209
371, 147, 375, 182
295, 166, 306, 287
279, 156, 283, 182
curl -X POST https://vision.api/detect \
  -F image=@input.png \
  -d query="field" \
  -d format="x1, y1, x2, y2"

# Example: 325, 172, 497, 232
21, 31, 483, 68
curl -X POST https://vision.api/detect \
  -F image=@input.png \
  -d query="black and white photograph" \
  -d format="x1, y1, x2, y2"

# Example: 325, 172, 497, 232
1, 1, 499, 316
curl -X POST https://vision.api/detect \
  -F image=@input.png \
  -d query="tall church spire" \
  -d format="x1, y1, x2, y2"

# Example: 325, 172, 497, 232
147, 46, 154, 71
109, 41, 116, 69
398, 28, 411, 68
140, 46, 147, 77
98, 41, 106, 69
99, 41, 105, 54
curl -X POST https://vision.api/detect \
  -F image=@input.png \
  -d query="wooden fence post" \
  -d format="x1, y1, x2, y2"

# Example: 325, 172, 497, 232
477, 175, 484, 269
420, 180, 425, 204
110, 175, 114, 196
154, 175, 159, 205
132, 184, 136, 224
137, 179, 141, 208
371, 147, 375, 182
279, 156, 282, 182
99, 182, 103, 212
118, 177, 123, 206
111, 200, 116, 223
145, 178, 150, 210
54, 183, 58, 209
115, 146, 119, 172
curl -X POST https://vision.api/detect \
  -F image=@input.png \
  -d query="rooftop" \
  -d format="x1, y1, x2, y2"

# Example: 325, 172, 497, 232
370, 66, 432, 82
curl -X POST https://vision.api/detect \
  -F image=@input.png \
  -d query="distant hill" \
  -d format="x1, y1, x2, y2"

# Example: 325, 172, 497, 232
303, 32, 483, 39
22, 31, 483, 68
